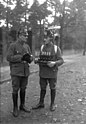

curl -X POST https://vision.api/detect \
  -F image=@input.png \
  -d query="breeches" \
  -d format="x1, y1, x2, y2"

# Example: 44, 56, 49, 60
11, 76, 28, 94
39, 77, 57, 90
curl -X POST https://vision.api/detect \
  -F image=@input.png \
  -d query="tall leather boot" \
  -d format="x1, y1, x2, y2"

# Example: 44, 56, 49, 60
12, 93, 18, 117
50, 89, 56, 111
19, 90, 30, 113
32, 89, 46, 109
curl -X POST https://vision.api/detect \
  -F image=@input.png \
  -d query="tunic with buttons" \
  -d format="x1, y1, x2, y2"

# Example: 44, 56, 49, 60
7, 41, 31, 77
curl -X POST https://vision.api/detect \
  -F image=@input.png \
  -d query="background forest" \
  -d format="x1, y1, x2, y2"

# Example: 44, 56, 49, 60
0, 0, 86, 61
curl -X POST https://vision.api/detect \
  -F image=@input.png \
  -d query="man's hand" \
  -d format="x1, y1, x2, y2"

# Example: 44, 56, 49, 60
47, 61, 56, 67
21, 53, 33, 63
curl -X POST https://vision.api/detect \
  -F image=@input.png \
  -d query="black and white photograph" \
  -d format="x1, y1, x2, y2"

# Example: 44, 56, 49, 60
0, 0, 86, 124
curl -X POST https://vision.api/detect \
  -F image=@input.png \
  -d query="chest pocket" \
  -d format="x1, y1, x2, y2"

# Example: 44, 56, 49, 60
14, 44, 27, 55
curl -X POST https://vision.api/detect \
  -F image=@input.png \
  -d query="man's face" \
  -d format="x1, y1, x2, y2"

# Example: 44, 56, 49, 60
45, 37, 51, 45
19, 34, 26, 44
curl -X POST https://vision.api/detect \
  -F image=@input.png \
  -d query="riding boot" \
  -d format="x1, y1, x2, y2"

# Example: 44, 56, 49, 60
32, 89, 46, 109
12, 93, 18, 117
50, 89, 56, 111
19, 90, 30, 113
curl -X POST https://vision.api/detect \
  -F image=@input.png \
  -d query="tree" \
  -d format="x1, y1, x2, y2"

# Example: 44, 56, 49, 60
46, 0, 86, 53
48, 0, 78, 53
70, 0, 86, 54
29, 0, 52, 47
0, 2, 5, 22
9, 0, 27, 29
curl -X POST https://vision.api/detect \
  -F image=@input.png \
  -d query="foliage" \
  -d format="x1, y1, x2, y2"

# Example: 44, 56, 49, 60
63, 35, 74, 49
0, 2, 5, 20
29, 0, 52, 34
1, 0, 86, 54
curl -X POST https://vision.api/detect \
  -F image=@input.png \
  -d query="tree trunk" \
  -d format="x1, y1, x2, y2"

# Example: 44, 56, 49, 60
83, 40, 86, 56
59, 0, 65, 54
39, 20, 42, 47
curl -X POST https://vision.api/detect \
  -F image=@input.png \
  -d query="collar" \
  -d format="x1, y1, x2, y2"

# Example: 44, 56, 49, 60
45, 42, 53, 47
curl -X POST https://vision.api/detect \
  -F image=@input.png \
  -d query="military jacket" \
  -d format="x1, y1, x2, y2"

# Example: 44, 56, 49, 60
39, 43, 63, 78
6, 41, 31, 77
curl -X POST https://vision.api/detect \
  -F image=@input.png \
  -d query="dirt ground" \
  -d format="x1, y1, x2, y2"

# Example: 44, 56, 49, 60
1, 53, 86, 124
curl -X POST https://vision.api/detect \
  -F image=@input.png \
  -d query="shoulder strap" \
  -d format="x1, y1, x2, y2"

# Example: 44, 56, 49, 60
41, 45, 44, 51
41, 44, 57, 53
54, 45, 57, 53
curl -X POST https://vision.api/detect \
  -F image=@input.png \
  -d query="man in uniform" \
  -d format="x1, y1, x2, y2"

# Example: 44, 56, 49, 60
33, 32, 64, 111
7, 31, 33, 117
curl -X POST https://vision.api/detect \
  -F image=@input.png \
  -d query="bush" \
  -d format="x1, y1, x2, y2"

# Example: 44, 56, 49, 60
63, 35, 74, 49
